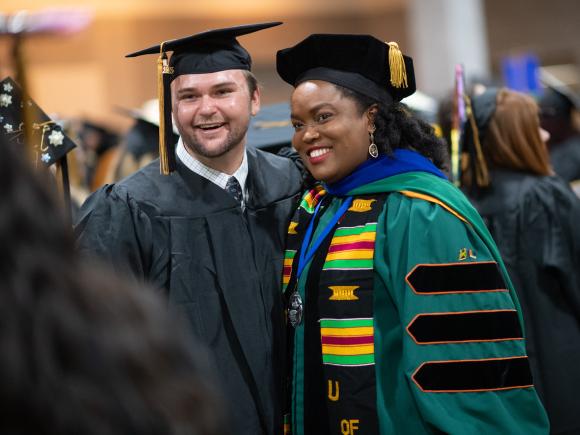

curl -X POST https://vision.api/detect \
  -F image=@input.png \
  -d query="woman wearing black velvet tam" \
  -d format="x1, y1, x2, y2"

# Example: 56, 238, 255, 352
276, 34, 549, 434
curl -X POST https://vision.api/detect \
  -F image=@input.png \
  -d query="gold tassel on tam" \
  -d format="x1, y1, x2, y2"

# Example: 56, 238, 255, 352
157, 42, 173, 175
387, 41, 408, 89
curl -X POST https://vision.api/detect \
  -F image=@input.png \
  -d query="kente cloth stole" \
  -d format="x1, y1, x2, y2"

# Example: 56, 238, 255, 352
283, 186, 387, 435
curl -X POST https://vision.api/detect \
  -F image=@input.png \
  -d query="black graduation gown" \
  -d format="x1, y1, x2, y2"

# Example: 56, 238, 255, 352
468, 169, 580, 435
75, 146, 303, 434
550, 134, 580, 183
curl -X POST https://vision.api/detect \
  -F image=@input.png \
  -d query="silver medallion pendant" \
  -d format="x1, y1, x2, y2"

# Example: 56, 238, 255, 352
288, 291, 303, 327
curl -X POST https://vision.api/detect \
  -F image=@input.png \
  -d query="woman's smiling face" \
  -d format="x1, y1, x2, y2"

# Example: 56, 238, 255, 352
290, 80, 374, 184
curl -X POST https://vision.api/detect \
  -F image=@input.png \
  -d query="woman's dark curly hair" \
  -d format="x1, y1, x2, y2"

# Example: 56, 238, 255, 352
337, 85, 450, 172
0, 140, 225, 435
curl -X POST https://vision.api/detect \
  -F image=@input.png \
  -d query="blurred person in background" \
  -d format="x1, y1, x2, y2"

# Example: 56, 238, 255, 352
436, 78, 499, 162
401, 90, 440, 130
75, 23, 303, 435
462, 87, 580, 435
436, 92, 454, 151
276, 34, 548, 434
75, 120, 120, 191
114, 98, 179, 181
0, 137, 226, 435
538, 86, 580, 193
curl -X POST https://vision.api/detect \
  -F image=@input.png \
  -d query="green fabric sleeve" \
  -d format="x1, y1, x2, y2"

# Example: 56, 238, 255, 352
373, 193, 550, 434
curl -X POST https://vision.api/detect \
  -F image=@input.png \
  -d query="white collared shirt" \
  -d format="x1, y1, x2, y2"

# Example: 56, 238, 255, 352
176, 138, 249, 206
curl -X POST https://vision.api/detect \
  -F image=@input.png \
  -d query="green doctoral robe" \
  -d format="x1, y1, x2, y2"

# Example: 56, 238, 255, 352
289, 171, 549, 434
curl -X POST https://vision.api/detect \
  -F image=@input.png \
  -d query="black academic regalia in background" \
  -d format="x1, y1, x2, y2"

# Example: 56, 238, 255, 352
75, 146, 302, 435
468, 169, 580, 435
550, 134, 580, 184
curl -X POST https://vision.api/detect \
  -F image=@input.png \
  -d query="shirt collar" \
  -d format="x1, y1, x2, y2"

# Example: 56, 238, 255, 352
176, 138, 248, 197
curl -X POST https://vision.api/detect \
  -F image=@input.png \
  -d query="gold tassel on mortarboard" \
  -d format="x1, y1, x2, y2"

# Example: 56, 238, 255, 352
464, 94, 490, 187
387, 41, 408, 89
157, 42, 174, 175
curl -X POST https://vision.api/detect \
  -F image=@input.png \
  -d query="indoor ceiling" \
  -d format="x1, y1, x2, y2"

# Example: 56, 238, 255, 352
2, 0, 407, 19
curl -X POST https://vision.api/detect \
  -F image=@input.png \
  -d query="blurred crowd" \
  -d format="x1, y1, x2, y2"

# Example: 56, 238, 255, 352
63, 74, 580, 206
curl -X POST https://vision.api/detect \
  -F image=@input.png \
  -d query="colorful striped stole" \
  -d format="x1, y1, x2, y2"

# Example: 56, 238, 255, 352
282, 188, 387, 434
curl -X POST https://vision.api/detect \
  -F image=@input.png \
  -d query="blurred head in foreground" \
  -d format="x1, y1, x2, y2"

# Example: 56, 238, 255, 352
0, 138, 225, 435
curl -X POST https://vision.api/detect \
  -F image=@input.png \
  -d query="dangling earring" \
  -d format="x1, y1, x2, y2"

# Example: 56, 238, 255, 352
368, 125, 379, 158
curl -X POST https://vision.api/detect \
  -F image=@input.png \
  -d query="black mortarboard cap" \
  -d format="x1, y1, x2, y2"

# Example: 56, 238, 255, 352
276, 34, 416, 104
470, 88, 499, 141
538, 68, 580, 118
126, 22, 282, 174
127, 22, 281, 77
0, 76, 76, 166
460, 88, 499, 188
246, 102, 293, 152
538, 87, 578, 118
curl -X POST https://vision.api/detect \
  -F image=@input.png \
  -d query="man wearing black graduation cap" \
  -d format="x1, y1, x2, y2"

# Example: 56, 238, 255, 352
75, 23, 303, 435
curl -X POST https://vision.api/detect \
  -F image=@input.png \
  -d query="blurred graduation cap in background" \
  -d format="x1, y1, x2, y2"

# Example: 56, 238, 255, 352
0, 76, 77, 215
115, 97, 178, 161
538, 65, 580, 117
0, 77, 76, 166
125, 21, 283, 174
0, 8, 92, 220
115, 98, 180, 134
114, 99, 179, 180
246, 102, 293, 153
119, 99, 164, 128
0, 8, 92, 154
401, 90, 439, 124
459, 87, 498, 190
